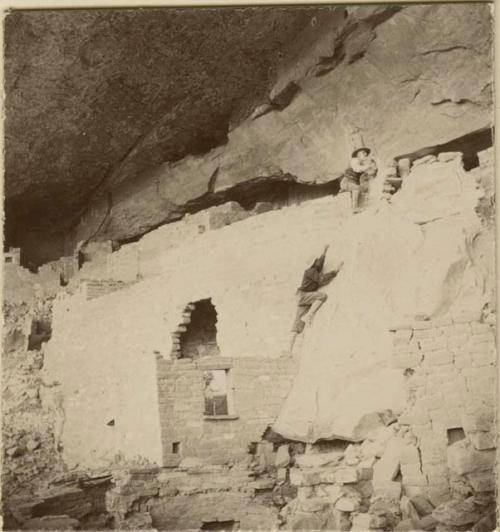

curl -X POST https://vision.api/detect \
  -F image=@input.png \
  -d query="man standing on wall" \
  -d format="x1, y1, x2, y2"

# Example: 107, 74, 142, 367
341, 147, 378, 213
289, 245, 343, 353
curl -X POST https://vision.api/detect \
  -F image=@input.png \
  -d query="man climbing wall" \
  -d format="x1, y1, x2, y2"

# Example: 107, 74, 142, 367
289, 245, 343, 352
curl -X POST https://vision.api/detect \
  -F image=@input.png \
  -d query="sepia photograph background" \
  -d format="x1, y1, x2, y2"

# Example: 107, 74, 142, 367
0, 0, 497, 531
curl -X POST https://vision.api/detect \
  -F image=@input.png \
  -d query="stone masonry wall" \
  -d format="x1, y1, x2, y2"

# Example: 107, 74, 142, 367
43, 193, 352, 470
390, 313, 496, 506
156, 355, 296, 466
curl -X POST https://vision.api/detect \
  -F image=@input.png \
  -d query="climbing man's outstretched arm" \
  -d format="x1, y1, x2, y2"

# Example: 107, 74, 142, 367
315, 245, 329, 271
319, 260, 344, 286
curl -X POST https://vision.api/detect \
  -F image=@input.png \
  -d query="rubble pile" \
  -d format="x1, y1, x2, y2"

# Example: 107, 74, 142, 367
2, 297, 66, 501
4, 471, 114, 531
277, 411, 496, 531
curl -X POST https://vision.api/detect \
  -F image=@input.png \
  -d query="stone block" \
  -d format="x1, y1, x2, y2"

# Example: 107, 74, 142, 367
409, 495, 434, 517
400, 496, 420, 521
395, 518, 419, 530
452, 310, 482, 323
297, 486, 315, 501
402, 474, 428, 488
427, 486, 451, 507
291, 469, 321, 486
415, 514, 439, 531
295, 450, 343, 468
419, 337, 447, 351
471, 322, 492, 335
352, 412, 386, 441
393, 329, 413, 345
315, 483, 342, 503
358, 457, 376, 480
432, 499, 481, 527
334, 467, 359, 484
289, 469, 304, 486
277, 468, 287, 482
467, 470, 495, 492
462, 413, 494, 433
470, 332, 494, 345
469, 431, 496, 450
316, 470, 337, 484
403, 486, 425, 498
412, 320, 433, 330
326, 509, 352, 531
401, 464, 423, 479
393, 352, 422, 369
275, 444, 290, 468
438, 152, 462, 163
22, 516, 80, 530
351, 512, 371, 530
429, 348, 453, 365
373, 436, 402, 483
289, 511, 328, 531
335, 496, 360, 513
437, 324, 455, 337
372, 481, 402, 500
298, 496, 330, 513
400, 445, 420, 465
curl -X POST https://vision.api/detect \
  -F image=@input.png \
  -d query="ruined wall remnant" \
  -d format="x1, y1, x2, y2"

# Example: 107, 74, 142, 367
42, 193, 353, 469
392, 316, 496, 505
40, 146, 495, 477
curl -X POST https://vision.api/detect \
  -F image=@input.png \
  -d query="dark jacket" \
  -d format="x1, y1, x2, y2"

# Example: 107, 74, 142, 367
298, 254, 338, 292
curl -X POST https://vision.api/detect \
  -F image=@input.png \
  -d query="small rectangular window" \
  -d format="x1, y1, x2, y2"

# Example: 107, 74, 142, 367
203, 369, 229, 416
172, 442, 181, 454
5, 257, 12, 263
447, 427, 466, 446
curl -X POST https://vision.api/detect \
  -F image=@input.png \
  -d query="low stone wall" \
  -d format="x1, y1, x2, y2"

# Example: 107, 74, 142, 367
391, 313, 496, 506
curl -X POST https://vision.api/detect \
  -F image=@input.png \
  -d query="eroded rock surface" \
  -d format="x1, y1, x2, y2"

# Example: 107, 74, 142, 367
5, 4, 493, 265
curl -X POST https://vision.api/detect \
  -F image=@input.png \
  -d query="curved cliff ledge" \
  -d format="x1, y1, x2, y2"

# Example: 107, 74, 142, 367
67, 3, 492, 251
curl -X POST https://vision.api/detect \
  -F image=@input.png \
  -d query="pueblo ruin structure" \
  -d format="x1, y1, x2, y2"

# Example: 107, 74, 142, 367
2, 4, 496, 531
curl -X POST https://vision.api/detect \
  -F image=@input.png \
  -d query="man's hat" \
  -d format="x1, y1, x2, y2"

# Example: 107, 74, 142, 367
352, 147, 371, 158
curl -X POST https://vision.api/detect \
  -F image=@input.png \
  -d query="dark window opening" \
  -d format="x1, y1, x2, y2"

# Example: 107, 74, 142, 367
179, 299, 219, 359
77, 250, 85, 270
203, 369, 229, 416
248, 442, 258, 455
447, 427, 466, 446
200, 520, 237, 531
312, 439, 351, 454
27, 320, 52, 351
5, 256, 12, 263
172, 442, 181, 454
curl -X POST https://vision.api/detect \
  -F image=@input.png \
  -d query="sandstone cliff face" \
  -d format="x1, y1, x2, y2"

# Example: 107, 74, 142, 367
66, 3, 492, 249
5, 4, 492, 265
4, 5, 332, 260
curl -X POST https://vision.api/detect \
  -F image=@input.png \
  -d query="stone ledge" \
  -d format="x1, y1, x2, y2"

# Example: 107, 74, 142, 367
203, 415, 239, 421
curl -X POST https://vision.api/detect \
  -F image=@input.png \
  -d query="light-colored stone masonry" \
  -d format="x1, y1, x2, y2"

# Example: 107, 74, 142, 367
391, 316, 496, 505
41, 148, 495, 505
13, 148, 496, 531
157, 355, 296, 466
43, 193, 353, 469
